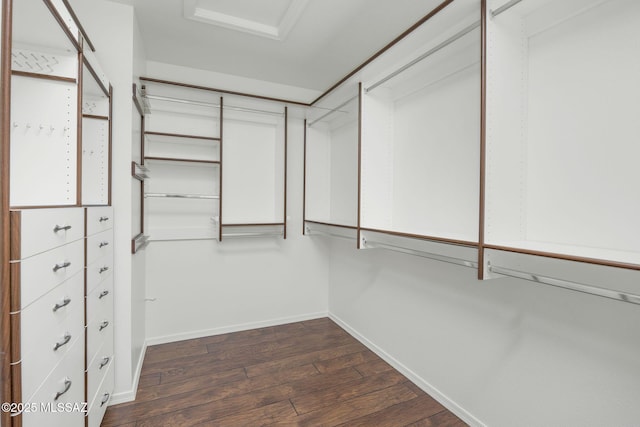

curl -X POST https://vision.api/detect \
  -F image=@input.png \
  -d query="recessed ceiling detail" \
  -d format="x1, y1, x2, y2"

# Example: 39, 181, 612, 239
183, 0, 309, 41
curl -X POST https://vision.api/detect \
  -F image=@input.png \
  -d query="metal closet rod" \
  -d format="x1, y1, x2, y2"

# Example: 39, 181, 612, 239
363, 239, 477, 269
365, 19, 480, 93
305, 227, 355, 240
145, 192, 219, 200
222, 231, 284, 238
491, 0, 524, 17
143, 93, 284, 116
488, 264, 640, 305
307, 95, 358, 127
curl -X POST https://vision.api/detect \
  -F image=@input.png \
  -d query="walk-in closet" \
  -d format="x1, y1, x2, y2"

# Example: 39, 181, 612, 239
1, 0, 639, 426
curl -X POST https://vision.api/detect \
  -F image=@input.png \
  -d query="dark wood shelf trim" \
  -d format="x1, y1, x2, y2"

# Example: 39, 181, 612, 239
311, 0, 454, 105
140, 76, 309, 107
82, 114, 108, 121
222, 223, 286, 227
62, 0, 96, 52
478, 0, 487, 279
305, 220, 358, 230
144, 131, 220, 141
11, 70, 76, 84
360, 227, 478, 248
82, 55, 109, 97
483, 244, 640, 271
43, 0, 82, 53
144, 156, 220, 165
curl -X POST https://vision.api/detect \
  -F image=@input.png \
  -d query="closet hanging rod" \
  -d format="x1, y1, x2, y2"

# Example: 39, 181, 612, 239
307, 95, 358, 127
491, 0, 524, 17
363, 239, 477, 269
365, 20, 481, 93
143, 93, 284, 116
304, 227, 355, 240
488, 264, 640, 305
222, 231, 284, 238
144, 192, 219, 200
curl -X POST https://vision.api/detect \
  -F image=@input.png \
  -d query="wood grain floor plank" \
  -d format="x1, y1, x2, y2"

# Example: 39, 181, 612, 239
197, 400, 298, 427
291, 369, 408, 415
295, 383, 418, 426
353, 356, 394, 377
313, 349, 381, 373
336, 392, 446, 427
405, 410, 468, 427
102, 364, 318, 426
245, 342, 366, 378
104, 318, 465, 427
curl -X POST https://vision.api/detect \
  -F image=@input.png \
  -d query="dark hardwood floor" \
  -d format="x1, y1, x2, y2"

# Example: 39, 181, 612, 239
103, 318, 467, 426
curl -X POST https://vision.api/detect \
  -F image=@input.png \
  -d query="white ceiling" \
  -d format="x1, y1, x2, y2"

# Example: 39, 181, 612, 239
114, 0, 444, 91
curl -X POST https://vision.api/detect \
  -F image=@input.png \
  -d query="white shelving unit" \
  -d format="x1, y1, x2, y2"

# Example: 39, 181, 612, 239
10, 0, 79, 208
304, 83, 359, 239
141, 81, 222, 241
81, 57, 111, 206
359, 0, 481, 258
221, 96, 287, 239
484, 0, 640, 270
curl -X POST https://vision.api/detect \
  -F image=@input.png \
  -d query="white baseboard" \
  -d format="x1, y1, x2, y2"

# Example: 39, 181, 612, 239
145, 311, 329, 346
109, 341, 148, 406
329, 313, 485, 427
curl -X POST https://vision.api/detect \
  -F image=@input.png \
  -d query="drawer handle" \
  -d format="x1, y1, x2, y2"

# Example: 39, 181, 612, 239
53, 261, 71, 272
99, 266, 110, 274
99, 356, 110, 369
99, 290, 110, 299
99, 216, 110, 222
54, 378, 72, 401
53, 224, 72, 233
99, 241, 110, 248
53, 333, 72, 351
100, 393, 110, 407
52, 298, 71, 312
99, 320, 109, 331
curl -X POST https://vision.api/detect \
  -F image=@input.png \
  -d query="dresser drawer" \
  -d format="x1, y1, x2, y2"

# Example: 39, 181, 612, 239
17, 239, 84, 310
86, 253, 113, 295
86, 276, 113, 345
86, 310, 113, 370
87, 360, 114, 427
11, 208, 84, 260
86, 229, 113, 265
22, 337, 85, 427
86, 345, 113, 409
20, 270, 84, 401
86, 206, 113, 236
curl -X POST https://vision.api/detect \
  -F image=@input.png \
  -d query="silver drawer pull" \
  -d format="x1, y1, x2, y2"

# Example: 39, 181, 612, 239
53, 261, 71, 272
99, 216, 110, 222
54, 378, 72, 401
99, 320, 109, 331
99, 266, 110, 274
53, 224, 72, 233
100, 393, 110, 407
53, 333, 72, 351
52, 298, 71, 312
99, 356, 110, 369
99, 290, 110, 299
99, 241, 110, 248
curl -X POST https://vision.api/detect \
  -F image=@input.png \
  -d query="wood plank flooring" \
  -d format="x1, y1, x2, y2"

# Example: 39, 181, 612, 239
103, 318, 467, 427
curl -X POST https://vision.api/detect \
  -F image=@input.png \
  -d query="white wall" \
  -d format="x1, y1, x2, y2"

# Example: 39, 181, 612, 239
328, 239, 640, 426
67, 0, 146, 402
143, 62, 329, 343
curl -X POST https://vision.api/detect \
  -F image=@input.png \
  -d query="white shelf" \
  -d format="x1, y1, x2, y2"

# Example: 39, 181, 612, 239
222, 96, 286, 225
305, 86, 359, 228
360, 0, 481, 243
485, 0, 640, 267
